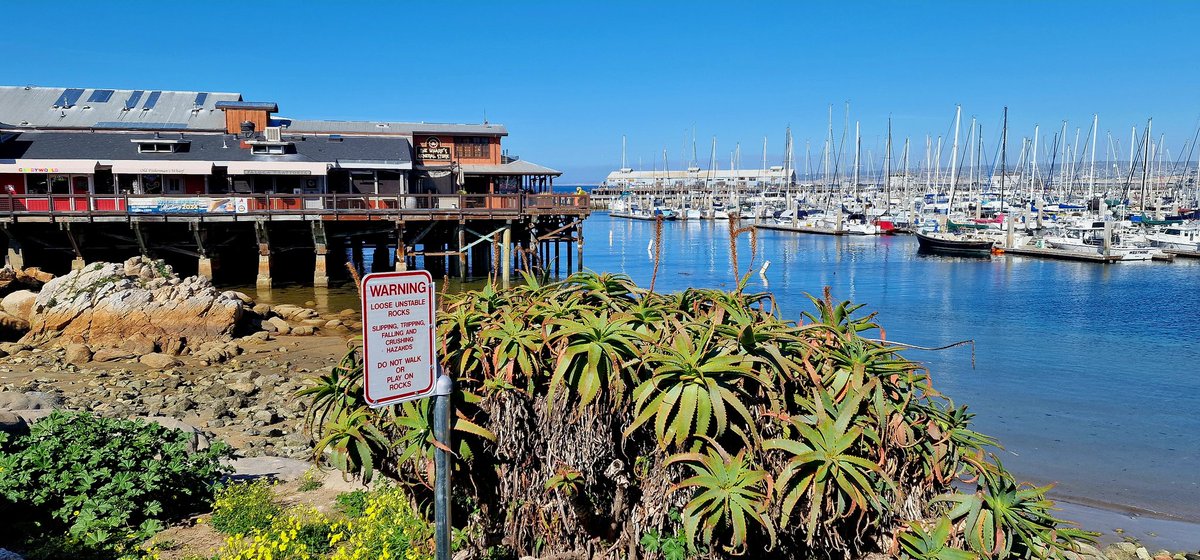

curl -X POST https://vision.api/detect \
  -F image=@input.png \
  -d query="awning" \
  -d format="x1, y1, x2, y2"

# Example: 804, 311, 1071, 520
337, 160, 413, 171
0, 159, 99, 174
109, 160, 214, 175
223, 161, 330, 176
459, 160, 562, 176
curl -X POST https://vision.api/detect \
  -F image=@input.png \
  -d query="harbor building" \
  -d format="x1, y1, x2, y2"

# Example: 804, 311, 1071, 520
0, 85, 586, 287
590, 167, 796, 210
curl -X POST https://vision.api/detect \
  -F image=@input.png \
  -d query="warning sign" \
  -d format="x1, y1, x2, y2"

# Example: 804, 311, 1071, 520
361, 270, 437, 407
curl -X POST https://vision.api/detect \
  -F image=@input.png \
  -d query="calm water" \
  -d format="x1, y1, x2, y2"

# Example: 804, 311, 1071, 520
584, 212, 1200, 523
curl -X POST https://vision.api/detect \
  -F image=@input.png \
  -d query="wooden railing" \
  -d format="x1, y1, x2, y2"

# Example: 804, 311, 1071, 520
0, 193, 590, 218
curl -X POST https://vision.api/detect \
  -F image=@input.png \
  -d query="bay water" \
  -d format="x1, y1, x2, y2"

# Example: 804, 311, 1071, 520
584, 213, 1200, 529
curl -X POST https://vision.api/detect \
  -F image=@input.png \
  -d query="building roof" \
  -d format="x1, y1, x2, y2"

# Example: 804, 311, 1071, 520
280, 118, 508, 137
0, 86, 507, 140
0, 86, 241, 131
214, 101, 278, 111
0, 130, 411, 168
461, 160, 561, 176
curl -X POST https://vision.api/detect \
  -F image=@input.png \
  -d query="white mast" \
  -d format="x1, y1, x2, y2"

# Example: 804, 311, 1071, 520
884, 118, 892, 215
825, 105, 833, 208
762, 136, 768, 188
1030, 125, 1040, 207
902, 137, 910, 215
933, 136, 944, 192
1089, 114, 1098, 202
924, 135, 933, 193
967, 116, 977, 214
1057, 121, 1068, 203
852, 121, 860, 200
1140, 119, 1152, 213
946, 105, 962, 221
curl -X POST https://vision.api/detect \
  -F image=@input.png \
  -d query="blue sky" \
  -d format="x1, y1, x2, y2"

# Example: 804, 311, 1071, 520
2, 1, 1198, 183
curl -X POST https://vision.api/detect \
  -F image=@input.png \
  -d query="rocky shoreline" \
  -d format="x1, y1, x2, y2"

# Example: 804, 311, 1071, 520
0, 257, 363, 462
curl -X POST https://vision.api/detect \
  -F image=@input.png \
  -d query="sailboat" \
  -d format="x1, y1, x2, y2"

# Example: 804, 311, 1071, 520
915, 106, 996, 257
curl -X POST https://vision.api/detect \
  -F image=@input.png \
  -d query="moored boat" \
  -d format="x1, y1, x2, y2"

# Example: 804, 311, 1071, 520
915, 230, 995, 257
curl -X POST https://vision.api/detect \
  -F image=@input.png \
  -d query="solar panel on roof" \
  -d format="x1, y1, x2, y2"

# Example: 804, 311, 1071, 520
54, 88, 85, 108
194, 92, 209, 106
124, 90, 145, 110
143, 91, 162, 110
87, 90, 114, 103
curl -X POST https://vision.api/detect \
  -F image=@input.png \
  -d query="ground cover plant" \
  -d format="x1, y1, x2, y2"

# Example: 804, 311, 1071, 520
303, 221, 1093, 559
0, 411, 231, 559
214, 485, 434, 560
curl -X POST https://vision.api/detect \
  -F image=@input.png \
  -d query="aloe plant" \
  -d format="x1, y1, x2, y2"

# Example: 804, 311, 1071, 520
898, 517, 978, 560
547, 310, 641, 409
765, 391, 894, 541
627, 326, 759, 447
299, 273, 1089, 560
667, 442, 775, 553
935, 458, 1093, 559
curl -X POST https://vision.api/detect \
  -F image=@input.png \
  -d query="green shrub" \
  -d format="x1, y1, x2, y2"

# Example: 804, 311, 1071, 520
215, 487, 433, 560
334, 490, 369, 518
297, 469, 323, 492
0, 411, 231, 555
210, 479, 281, 535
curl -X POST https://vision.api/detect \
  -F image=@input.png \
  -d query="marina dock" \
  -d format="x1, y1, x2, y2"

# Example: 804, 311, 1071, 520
999, 246, 1121, 263
758, 221, 844, 235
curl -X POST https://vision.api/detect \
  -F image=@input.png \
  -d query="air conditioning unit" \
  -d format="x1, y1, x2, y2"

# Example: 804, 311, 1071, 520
265, 126, 282, 142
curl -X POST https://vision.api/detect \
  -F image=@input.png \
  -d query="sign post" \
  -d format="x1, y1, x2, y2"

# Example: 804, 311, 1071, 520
361, 270, 451, 560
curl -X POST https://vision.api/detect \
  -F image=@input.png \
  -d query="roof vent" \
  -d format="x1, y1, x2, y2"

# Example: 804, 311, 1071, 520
264, 126, 282, 142
240, 121, 256, 139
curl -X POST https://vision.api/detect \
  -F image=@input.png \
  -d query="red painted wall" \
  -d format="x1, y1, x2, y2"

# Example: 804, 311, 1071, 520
0, 174, 24, 194
185, 176, 206, 194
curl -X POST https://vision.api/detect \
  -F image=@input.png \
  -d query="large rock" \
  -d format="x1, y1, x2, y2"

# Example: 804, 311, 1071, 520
0, 391, 60, 411
93, 348, 136, 362
1105, 543, 1139, 560
22, 257, 243, 352
140, 352, 180, 369
64, 343, 92, 364
0, 410, 29, 437
1, 290, 37, 322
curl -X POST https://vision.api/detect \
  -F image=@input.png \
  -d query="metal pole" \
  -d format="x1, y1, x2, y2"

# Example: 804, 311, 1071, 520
433, 372, 454, 560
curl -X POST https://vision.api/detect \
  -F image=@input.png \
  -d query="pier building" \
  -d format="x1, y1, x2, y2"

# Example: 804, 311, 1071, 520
0, 85, 587, 287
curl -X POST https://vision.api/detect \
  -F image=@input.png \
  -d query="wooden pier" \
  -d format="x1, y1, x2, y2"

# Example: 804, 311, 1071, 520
753, 222, 844, 235
0, 192, 589, 288
1164, 248, 1200, 259
999, 246, 1121, 263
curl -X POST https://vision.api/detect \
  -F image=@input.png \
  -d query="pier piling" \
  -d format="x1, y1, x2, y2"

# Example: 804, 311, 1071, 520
255, 221, 272, 291
501, 224, 512, 288
197, 256, 214, 280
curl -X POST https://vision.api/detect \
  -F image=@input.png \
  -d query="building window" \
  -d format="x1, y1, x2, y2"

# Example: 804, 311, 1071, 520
455, 137, 491, 159
165, 177, 183, 194
137, 143, 176, 154
49, 175, 71, 194
25, 174, 49, 194
141, 174, 163, 194
251, 144, 286, 155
